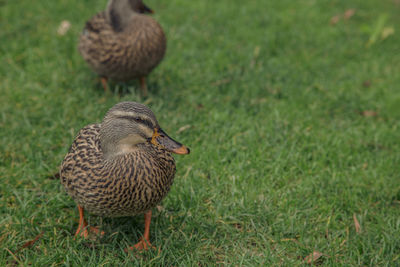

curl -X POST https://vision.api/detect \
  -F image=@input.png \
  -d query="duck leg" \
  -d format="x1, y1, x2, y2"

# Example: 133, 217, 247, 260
74, 205, 104, 238
100, 76, 108, 92
139, 77, 148, 97
126, 210, 155, 251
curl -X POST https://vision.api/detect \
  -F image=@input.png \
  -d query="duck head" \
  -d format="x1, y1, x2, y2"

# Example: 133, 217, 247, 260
106, 0, 153, 32
100, 102, 190, 159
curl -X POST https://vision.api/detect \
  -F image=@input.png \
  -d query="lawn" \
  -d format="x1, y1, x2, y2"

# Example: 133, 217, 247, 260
1, 0, 400, 265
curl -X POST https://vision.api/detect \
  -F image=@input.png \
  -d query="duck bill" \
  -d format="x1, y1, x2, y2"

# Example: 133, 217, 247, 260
151, 128, 190, 155
140, 3, 154, 14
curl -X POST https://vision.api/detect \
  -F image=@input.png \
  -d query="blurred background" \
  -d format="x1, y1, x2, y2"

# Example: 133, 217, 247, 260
1, 0, 399, 265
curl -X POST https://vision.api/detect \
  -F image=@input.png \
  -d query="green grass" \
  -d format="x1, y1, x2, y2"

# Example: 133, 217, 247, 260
1, 0, 400, 265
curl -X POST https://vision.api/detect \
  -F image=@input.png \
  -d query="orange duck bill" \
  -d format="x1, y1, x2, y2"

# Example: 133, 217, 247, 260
150, 128, 190, 155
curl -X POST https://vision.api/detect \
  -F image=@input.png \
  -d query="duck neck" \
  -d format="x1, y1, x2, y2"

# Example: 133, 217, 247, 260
100, 131, 147, 160
101, 140, 121, 160
106, 0, 138, 32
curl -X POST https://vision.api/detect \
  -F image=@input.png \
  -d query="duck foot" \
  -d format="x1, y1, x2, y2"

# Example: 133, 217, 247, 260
74, 205, 104, 239
125, 237, 156, 252
75, 225, 104, 239
124, 210, 155, 252
139, 77, 148, 96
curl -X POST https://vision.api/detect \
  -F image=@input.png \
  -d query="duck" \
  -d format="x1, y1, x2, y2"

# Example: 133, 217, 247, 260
59, 102, 190, 250
78, 0, 166, 96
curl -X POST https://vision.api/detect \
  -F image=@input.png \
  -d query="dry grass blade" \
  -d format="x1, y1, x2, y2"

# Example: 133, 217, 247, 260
57, 20, 71, 36
304, 251, 324, 264
331, 9, 355, 26
5, 247, 21, 266
330, 15, 341, 25
211, 78, 232, 86
16, 231, 44, 253
382, 27, 395, 39
344, 9, 356, 20
156, 205, 164, 212
362, 80, 371, 87
360, 110, 378, 117
353, 214, 361, 233
177, 125, 191, 134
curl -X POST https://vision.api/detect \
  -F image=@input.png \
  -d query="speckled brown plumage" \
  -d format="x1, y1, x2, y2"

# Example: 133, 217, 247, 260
60, 123, 175, 217
58, 102, 189, 250
78, 0, 166, 88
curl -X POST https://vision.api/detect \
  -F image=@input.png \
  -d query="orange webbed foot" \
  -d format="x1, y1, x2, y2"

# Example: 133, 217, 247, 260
124, 238, 156, 252
75, 226, 105, 239
124, 210, 155, 253
73, 205, 104, 239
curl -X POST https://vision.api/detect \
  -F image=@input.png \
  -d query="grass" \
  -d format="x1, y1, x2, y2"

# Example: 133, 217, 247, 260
1, 0, 400, 265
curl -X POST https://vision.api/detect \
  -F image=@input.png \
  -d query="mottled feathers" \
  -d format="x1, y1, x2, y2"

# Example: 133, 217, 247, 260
60, 123, 176, 217
79, 11, 166, 81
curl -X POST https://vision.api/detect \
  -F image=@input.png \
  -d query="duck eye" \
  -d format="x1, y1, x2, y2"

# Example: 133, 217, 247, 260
134, 118, 143, 123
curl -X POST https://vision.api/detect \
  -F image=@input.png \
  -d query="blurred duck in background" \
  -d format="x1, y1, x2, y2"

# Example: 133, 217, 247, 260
79, 0, 166, 96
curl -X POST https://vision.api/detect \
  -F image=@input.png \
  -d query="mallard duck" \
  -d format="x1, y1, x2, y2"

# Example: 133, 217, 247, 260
59, 102, 189, 250
78, 0, 166, 95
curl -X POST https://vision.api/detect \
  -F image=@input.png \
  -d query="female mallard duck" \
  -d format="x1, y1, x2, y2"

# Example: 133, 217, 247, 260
79, 0, 166, 95
60, 102, 189, 250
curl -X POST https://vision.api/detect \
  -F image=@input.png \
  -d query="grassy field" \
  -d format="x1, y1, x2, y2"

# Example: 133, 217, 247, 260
1, 0, 400, 265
